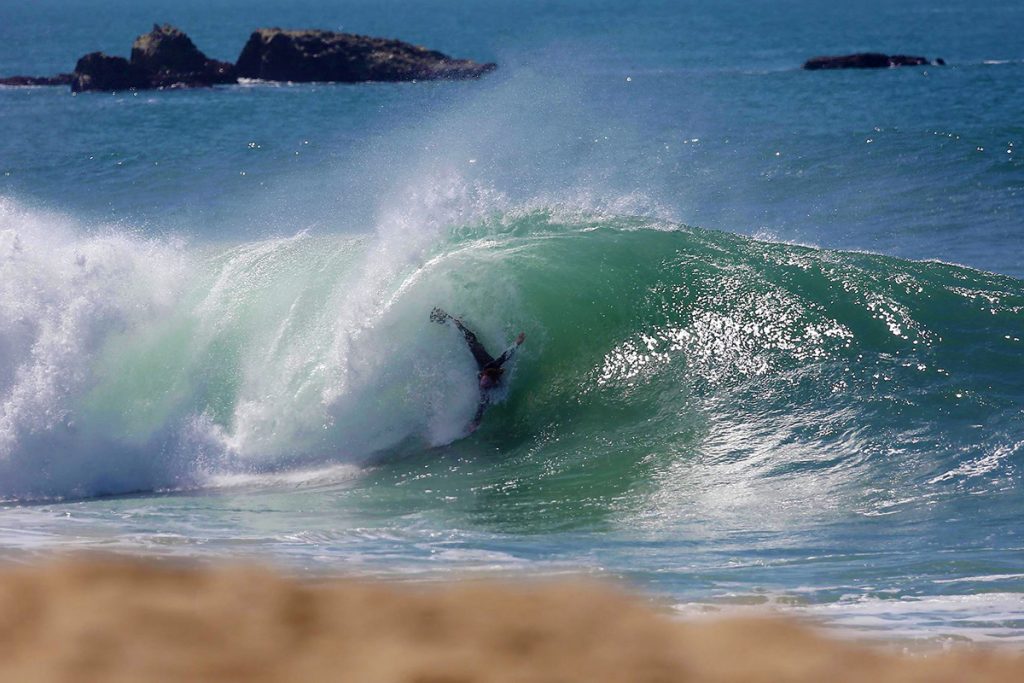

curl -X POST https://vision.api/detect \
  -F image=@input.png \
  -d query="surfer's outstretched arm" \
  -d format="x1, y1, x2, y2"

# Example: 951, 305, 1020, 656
452, 318, 496, 369
432, 308, 495, 369
490, 332, 526, 369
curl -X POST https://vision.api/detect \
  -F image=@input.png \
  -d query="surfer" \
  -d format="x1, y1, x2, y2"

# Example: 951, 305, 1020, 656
431, 307, 525, 431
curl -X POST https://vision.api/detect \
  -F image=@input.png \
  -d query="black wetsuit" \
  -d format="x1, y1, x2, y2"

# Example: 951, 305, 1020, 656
450, 318, 517, 426
452, 318, 516, 374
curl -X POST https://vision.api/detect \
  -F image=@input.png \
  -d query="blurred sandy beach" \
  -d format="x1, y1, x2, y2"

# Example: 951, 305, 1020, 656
0, 558, 1020, 682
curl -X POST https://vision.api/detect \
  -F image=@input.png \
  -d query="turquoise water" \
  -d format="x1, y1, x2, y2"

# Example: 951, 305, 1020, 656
1, 0, 1023, 642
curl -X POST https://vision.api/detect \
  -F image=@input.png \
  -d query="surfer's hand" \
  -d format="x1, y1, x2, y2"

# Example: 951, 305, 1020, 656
516, 332, 525, 345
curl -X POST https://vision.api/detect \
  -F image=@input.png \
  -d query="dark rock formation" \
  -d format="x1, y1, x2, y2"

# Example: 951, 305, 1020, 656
131, 24, 209, 73
803, 53, 942, 70
71, 53, 148, 92
2, 24, 494, 91
0, 74, 72, 86
129, 24, 235, 88
235, 28, 496, 82
68, 24, 235, 92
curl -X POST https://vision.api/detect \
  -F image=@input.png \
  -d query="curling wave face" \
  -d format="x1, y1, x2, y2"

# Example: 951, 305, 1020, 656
1, 197, 1022, 511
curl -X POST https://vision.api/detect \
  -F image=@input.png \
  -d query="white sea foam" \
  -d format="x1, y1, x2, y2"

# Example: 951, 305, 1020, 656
0, 199, 190, 499
203, 462, 362, 490
675, 592, 1024, 643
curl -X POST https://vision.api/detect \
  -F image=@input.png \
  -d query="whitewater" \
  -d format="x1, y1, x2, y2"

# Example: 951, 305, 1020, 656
5, 190, 1021, 503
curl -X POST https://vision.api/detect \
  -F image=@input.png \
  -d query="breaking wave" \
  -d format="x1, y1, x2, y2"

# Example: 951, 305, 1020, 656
1, 193, 1022, 505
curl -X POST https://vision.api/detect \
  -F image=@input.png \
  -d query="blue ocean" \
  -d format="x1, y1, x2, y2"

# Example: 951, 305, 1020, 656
2, 0, 1022, 642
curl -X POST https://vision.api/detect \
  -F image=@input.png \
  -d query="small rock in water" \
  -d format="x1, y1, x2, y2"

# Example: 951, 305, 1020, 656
803, 52, 944, 70
0, 74, 73, 86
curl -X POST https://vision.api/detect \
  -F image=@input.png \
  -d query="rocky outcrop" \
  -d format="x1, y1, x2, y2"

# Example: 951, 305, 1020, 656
0, 74, 72, 86
131, 24, 210, 73
69, 25, 235, 92
129, 24, 235, 88
235, 28, 496, 82
803, 53, 944, 70
70, 53, 148, 92
3, 24, 495, 91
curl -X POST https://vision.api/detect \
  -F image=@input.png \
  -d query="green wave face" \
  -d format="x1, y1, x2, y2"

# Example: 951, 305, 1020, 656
396, 214, 1024, 532
5, 211, 1023, 518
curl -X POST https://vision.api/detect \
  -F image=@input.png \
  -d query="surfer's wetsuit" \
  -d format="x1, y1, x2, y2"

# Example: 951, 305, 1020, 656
453, 318, 517, 375
451, 318, 519, 425
431, 308, 520, 428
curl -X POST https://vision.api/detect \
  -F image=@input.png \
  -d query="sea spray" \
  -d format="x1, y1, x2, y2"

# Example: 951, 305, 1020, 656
0, 199, 189, 497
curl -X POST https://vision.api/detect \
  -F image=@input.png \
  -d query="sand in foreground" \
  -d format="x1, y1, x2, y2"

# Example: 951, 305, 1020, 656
0, 559, 1020, 682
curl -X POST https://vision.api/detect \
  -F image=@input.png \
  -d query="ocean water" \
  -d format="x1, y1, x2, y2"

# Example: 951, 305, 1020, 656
1, 0, 1023, 643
